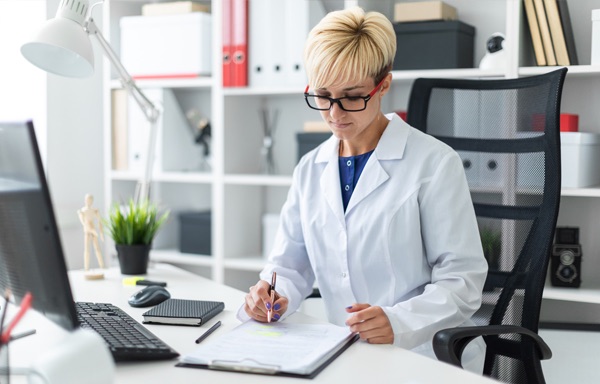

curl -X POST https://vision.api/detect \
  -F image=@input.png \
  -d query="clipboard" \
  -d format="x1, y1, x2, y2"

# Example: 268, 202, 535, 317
176, 321, 359, 379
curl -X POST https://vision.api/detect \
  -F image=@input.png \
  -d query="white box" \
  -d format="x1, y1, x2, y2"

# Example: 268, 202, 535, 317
592, 10, 600, 66
120, 13, 212, 78
561, 132, 600, 187
262, 213, 280, 259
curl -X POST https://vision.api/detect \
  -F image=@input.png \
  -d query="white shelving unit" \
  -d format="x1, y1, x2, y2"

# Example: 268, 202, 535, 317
102, 0, 600, 304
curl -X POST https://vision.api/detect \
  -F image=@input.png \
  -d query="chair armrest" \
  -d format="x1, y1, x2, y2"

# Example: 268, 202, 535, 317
433, 325, 552, 367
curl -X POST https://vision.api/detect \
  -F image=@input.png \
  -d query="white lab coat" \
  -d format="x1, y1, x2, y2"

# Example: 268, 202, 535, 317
241, 113, 487, 370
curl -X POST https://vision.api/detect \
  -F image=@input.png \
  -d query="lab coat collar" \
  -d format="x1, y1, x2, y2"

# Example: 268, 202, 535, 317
315, 114, 410, 221
314, 113, 409, 163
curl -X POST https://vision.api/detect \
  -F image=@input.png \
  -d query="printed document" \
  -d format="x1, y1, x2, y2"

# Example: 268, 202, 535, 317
179, 320, 355, 375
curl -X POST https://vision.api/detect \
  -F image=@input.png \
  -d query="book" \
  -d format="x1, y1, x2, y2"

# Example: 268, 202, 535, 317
557, 0, 578, 65
543, 0, 569, 66
533, 0, 557, 66
142, 299, 224, 326
141, 1, 211, 16
523, 0, 546, 66
177, 321, 358, 378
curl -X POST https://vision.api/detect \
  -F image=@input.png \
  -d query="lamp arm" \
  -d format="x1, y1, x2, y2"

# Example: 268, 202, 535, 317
84, 17, 159, 202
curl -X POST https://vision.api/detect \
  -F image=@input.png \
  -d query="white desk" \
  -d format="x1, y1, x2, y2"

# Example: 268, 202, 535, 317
7, 263, 496, 383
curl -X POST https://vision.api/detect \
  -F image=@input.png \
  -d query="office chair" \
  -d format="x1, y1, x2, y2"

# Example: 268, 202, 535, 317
406, 68, 567, 384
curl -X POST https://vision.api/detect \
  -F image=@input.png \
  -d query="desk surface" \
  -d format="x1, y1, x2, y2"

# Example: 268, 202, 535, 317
8, 263, 496, 383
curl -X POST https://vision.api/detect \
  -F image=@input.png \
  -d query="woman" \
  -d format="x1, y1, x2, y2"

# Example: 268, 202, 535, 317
239, 6, 487, 370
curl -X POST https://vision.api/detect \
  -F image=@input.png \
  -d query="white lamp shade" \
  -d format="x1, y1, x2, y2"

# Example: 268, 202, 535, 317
21, 16, 94, 78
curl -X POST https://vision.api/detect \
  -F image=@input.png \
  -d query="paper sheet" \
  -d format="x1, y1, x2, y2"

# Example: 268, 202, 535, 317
180, 320, 354, 375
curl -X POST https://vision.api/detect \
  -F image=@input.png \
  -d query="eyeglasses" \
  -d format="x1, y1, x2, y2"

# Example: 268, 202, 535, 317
304, 78, 385, 112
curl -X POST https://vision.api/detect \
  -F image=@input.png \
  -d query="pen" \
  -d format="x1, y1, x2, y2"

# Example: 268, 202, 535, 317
1, 292, 33, 344
267, 272, 276, 323
195, 321, 221, 344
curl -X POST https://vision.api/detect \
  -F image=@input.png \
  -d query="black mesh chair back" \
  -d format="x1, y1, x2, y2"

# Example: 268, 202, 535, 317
406, 68, 567, 383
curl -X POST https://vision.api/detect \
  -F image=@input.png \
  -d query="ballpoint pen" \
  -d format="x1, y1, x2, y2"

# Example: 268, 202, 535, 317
1, 292, 33, 344
267, 272, 276, 323
195, 321, 221, 344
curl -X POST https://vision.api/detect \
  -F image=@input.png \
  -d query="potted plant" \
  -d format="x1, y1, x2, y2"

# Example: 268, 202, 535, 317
480, 227, 501, 271
104, 199, 169, 275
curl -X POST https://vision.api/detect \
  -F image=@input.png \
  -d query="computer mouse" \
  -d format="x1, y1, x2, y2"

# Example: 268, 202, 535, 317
128, 285, 171, 308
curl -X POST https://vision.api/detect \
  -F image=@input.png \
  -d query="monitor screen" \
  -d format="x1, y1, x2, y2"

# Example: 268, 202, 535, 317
0, 120, 79, 330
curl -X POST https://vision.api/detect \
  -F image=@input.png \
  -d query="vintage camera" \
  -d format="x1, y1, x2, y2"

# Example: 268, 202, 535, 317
550, 227, 582, 288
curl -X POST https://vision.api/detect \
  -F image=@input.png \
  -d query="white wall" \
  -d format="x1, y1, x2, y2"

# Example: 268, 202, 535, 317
0, 1, 46, 151
0, 1, 105, 270
46, 0, 106, 270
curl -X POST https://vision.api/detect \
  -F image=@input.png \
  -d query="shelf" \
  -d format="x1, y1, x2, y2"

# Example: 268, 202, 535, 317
224, 257, 265, 272
150, 249, 214, 267
109, 77, 213, 90
223, 86, 303, 96
391, 68, 506, 82
560, 185, 600, 198
543, 284, 600, 304
224, 174, 293, 187
110, 170, 213, 184
519, 65, 600, 77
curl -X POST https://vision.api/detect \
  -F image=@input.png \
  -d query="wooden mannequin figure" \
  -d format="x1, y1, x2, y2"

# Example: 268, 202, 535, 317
78, 194, 105, 280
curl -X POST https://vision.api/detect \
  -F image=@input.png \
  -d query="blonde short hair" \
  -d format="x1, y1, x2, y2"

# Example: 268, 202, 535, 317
304, 7, 396, 89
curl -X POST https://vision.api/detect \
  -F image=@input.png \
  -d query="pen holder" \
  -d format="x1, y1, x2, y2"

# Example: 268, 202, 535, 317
0, 341, 9, 384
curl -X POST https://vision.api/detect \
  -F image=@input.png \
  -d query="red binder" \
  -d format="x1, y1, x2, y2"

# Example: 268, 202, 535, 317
222, 0, 233, 87
232, 0, 248, 87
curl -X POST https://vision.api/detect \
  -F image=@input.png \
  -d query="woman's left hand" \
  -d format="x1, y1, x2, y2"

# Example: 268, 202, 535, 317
345, 304, 394, 344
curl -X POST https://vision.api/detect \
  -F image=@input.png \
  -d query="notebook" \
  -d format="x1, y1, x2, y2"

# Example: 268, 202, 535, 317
142, 299, 224, 326
177, 320, 359, 378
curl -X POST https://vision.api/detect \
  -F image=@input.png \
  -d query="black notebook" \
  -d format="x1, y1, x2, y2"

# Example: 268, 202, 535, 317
142, 299, 224, 326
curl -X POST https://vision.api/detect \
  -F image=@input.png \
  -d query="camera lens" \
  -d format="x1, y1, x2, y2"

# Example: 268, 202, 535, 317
557, 264, 577, 283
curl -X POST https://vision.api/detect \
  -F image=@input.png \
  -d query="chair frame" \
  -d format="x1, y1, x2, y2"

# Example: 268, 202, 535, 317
406, 68, 568, 383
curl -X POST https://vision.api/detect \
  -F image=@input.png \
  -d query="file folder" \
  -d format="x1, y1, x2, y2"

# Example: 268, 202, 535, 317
284, 0, 309, 87
222, 0, 233, 87
232, 0, 248, 86
249, 0, 270, 87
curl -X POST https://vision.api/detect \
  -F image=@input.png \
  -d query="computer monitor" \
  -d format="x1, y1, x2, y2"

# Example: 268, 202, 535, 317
0, 120, 79, 330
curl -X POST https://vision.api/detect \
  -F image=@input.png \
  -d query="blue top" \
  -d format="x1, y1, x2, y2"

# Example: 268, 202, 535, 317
338, 150, 374, 211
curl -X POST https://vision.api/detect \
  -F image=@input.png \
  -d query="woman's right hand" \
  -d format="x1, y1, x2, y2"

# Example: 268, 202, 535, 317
244, 280, 288, 322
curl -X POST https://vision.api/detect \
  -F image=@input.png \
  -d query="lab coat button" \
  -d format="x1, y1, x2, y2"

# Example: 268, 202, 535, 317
341, 272, 347, 278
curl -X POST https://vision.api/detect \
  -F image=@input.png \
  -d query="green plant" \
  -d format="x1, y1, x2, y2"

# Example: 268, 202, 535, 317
104, 199, 169, 245
480, 227, 501, 269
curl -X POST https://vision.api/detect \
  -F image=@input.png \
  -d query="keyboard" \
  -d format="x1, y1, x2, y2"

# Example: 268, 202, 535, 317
76, 302, 179, 361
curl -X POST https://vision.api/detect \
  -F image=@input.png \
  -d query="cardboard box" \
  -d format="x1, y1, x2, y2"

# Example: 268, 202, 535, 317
179, 211, 211, 255
393, 20, 475, 70
561, 132, 600, 188
394, 1, 457, 23
120, 13, 212, 78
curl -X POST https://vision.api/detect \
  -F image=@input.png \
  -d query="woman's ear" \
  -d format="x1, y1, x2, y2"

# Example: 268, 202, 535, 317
379, 73, 393, 98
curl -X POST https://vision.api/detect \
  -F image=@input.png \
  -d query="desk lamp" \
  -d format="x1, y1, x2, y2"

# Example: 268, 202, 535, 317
21, 0, 158, 202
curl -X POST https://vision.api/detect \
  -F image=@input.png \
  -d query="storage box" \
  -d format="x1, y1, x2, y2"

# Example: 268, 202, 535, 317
394, 1, 457, 23
393, 20, 475, 70
592, 9, 600, 65
561, 132, 600, 188
120, 13, 212, 78
179, 211, 211, 255
296, 132, 331, 162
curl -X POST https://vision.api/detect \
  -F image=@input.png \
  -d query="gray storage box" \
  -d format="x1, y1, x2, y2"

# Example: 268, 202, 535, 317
296, 132, 330, 162
179, 211, 211, 255
393, 20, 475, 70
